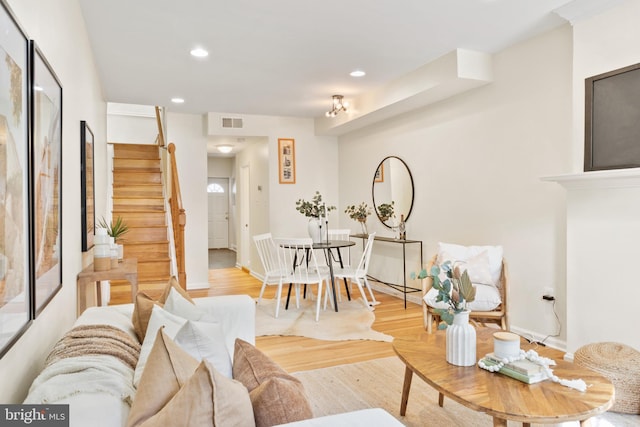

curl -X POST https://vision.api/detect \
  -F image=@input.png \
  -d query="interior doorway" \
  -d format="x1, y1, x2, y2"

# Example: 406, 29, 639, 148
207, 177, 230, 249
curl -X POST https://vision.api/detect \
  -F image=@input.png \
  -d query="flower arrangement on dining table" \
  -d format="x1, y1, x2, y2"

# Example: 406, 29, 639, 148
295, 191, 336, 218
412, 260, 476, 328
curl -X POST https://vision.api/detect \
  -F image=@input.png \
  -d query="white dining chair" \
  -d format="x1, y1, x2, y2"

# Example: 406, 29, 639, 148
253, 233, 290, 318
332, 232, 379, 308
277, 237, 328, 321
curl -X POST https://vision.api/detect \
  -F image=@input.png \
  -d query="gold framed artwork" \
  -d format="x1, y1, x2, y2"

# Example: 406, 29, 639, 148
374, 163, 384, 182
278, 138, 296, 184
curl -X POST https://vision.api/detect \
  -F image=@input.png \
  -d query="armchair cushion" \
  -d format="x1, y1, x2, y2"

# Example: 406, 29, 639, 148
437, 242, 503, 287
424, 283, 501, 312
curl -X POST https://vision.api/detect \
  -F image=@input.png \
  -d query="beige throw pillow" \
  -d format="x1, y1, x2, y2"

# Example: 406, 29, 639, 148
233, 339, 313, 427
127, 330, 255, 427
131, 276, 194, 342
126, 328, 199, 427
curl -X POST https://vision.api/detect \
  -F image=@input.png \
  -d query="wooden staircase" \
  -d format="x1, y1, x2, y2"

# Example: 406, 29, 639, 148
111, 143, 171, 292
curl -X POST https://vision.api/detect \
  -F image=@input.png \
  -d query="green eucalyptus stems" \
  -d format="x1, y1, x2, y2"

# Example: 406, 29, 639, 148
412, 260, 476, 328
295, 191, 336, 218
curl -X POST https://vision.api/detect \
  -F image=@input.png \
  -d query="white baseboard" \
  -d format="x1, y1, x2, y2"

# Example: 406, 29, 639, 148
508, 325, 567, 354
186, 281, 210, 290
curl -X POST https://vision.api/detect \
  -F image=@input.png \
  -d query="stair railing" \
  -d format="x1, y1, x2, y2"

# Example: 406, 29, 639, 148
167, 143, 187, 288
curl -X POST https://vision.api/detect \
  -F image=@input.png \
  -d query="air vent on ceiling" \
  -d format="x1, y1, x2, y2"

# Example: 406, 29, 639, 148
221, 117, 243, 129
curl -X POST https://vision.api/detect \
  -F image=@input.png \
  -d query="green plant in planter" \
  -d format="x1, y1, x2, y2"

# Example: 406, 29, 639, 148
344, 202, 372, 222
98, 216, 130, 243
295, 191, 336, 218
377, 201, 395, 222
412, 261, 476, 328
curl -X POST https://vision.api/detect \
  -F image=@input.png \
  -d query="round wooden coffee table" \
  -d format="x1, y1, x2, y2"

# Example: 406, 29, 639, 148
393, 328, 614, 426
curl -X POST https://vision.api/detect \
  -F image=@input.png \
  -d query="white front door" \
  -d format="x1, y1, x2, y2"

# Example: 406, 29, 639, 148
207, 177, 229, 249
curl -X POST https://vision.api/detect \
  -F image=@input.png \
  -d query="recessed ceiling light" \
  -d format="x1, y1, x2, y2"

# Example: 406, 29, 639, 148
171, 98, 185, 104
190, 47, 209, 58
350, 70, 366, 77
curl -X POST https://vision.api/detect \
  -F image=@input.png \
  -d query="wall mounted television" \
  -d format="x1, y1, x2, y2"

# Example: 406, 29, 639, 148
585, 62, 640, 171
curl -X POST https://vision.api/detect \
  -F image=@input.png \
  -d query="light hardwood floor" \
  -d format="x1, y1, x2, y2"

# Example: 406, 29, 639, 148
110, 267, 426, 372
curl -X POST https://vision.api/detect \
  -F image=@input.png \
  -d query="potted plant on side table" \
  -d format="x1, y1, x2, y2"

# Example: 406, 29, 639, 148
98, 216, 130, 262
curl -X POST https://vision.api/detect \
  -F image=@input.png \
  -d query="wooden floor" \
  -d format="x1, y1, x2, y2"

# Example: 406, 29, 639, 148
110, 267, 427, 373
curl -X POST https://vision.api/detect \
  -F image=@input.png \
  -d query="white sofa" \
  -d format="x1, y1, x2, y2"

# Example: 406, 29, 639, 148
24, 295, 403, 427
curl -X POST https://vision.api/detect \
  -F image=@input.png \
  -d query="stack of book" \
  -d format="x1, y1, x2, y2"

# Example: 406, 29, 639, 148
480, 353, 548, 384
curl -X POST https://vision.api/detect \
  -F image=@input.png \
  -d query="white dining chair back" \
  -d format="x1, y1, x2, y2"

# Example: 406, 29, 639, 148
253, 233, 289, 318
328, 229, 352, 268
276, 237, 327, 321
333, 232, 379, 308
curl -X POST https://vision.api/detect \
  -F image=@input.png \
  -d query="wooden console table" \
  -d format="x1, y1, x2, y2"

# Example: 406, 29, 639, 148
351, 234, 423, 308
76, 258, 138, 315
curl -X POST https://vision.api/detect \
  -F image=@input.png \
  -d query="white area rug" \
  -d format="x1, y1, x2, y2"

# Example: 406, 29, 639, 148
255, 297, 393, 342
293, 356, 640, 427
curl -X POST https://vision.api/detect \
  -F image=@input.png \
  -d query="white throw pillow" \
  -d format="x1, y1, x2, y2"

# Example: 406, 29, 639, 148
163, 287, 208, 321
436, 242, 503, 286
423, 283, 501, 312
174, 320, 232, 378
134, 305, 229, 386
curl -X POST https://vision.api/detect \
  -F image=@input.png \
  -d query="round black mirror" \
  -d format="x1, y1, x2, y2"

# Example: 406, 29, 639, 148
372, 156, 414, 229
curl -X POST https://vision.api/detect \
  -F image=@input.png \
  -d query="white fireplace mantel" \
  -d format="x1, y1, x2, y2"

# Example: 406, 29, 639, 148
541, 167, 640, 190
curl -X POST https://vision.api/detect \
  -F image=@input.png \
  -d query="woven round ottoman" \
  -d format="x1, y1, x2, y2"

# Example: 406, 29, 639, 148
574, 342, 640, 414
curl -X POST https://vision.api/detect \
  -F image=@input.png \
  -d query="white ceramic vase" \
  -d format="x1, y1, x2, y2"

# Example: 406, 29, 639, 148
307, 218, 322, 243
446, 310, 476, 366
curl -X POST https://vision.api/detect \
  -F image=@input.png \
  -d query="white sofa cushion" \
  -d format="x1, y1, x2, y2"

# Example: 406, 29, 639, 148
424, 283, 501, 312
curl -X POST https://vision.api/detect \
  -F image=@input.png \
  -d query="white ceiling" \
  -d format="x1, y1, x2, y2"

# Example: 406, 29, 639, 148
77, 0, 603, 120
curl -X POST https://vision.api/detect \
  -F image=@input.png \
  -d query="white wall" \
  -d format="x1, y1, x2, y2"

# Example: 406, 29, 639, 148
166, 113, 209, 287
561, 0, 640, 353
338, 25, 573, 346
0, 0, 106, 403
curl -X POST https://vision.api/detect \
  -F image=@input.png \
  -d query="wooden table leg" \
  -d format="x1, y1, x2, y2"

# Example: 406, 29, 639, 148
492, 417, 507, 427
438, 392, 444, 407
400, 366, 413, 416
96, 281, 102, 306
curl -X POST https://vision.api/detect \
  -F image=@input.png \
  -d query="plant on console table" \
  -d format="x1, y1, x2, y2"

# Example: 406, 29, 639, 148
295, 191, 336, 243
344, 202, 372, 235
377, 201, 395, 223
414, 261, 477, 366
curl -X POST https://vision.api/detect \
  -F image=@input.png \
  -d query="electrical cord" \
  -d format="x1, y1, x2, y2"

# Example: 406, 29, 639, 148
523, 298, 561, 347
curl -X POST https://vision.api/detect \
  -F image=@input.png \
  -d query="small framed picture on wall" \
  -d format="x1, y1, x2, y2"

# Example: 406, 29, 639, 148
278, 138, 296, 184
374, 163, 384, 183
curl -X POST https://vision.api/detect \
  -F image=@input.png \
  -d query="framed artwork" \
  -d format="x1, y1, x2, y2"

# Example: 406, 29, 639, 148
278, 138, 296, 184
374, 163, 384, 183
31, 41, 62, 316
0, 0, 32, 357
80, 121, 94, 252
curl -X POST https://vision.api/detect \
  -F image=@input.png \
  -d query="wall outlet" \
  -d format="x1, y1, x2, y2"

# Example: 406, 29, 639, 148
542, 287, 554, 298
